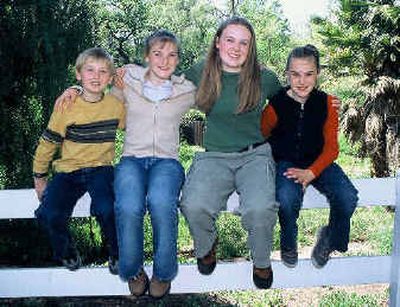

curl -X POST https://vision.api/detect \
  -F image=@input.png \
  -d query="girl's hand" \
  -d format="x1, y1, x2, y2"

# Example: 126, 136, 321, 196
284, 167, 315, 188
34, 177, 47, 202
54, 87, 80, 112
114, 67, 126, 89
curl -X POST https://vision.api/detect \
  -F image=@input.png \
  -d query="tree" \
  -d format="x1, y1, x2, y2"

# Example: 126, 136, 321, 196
95, 0, 150, 65
312, 0, 400, 176
238, 0, 291, 75
0, 0, 97, 188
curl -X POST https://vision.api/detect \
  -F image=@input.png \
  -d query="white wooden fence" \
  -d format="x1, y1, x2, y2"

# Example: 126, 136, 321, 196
0, 177, 399, 306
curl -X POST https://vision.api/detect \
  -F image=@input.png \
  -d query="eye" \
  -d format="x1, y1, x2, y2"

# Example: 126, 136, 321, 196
240, 41, 249, 47
226, 37, 234, 43
153, 51, 161, 57
169, 53, 178, 58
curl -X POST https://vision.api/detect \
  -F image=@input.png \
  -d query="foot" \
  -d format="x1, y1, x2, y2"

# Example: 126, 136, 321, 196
128, 269, 149, 297
108, 256, 119, 275
61, 248, 82, 271
149, 277, 171, 299
253, 266, 273, 289
280, 248, 298, 268
311, 226, 333, 269
197, 239, 218, 275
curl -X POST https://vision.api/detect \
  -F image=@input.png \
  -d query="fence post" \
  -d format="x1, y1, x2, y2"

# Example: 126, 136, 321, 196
390, 170, 400, 306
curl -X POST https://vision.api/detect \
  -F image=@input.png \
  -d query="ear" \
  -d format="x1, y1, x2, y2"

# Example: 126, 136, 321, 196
215, 37, 220, 50
76, 69, 82, 81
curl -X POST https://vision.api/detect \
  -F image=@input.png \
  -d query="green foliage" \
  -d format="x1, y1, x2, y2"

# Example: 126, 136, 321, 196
0, 0, 97, 188
96, 0, 150, 65
147, 0, 217, 70
216, 213, 248, 259
238, 0, 292, 76
319, 290, 382, 306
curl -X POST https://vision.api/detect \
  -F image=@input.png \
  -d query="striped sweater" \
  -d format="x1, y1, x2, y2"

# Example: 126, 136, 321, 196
33, 94, 126, 176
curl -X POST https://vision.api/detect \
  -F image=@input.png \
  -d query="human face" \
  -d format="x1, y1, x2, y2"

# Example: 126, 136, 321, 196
145, 41, 179, 84
216, 24, 252, 73
76, 59, 112, 95
287, 57, 319, 103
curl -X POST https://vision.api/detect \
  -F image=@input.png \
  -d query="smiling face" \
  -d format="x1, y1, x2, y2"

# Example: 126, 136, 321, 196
287, 57, 319, 103
76, 58, 113, 95
216, 24, 252, 73
145, 41, 179, 84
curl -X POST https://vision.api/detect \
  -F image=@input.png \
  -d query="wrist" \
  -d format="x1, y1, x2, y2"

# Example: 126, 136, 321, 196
69, 85, 84, 95
33, 172, 48, 179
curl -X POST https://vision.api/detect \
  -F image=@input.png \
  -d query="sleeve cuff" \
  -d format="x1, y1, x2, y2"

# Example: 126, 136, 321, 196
33, 172, 48, 179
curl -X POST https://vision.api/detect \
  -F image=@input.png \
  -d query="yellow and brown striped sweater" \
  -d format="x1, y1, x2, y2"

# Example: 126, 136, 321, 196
33, 94, 126, 176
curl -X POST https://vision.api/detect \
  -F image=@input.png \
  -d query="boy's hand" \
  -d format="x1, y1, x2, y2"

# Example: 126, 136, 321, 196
34, 177, 47, 202
331, 96, 341, 110
114, 67, 126, 89
284, 168, 315, 189
54, 87, 81, 112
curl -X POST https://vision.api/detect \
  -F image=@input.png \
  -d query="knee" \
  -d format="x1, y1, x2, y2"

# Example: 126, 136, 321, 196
115, 199, 145, 220
332, 189, 358, 216
277, 191, 301, 214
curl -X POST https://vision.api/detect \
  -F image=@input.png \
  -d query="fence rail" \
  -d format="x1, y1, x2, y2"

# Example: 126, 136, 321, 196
0, 177, 399, 306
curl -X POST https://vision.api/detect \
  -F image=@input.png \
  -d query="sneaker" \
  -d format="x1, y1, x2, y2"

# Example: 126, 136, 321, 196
311, 226, 333, 269
128, 269, 149, 297
149, 277, 171, 299
253, 266, 273, 289
61, 251, 82, 271
280, 248, 298, 268
197, 239, 218, 275
108, 256, 119, 275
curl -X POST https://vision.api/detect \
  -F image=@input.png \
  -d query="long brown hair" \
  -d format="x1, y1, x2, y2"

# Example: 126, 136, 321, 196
196, 16, 261, 114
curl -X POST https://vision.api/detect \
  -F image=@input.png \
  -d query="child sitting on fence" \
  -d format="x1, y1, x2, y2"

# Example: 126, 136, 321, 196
33, 47, 125, 274
261, 44, 359, 269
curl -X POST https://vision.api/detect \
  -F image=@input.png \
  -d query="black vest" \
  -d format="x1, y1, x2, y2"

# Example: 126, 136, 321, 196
269, 88, 328, 168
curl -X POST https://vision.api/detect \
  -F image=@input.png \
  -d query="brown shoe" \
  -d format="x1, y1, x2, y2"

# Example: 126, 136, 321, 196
128, 269, 149, 297
197, 239, 218, 275
149, 277, 171, 299
253, 266, 273, 289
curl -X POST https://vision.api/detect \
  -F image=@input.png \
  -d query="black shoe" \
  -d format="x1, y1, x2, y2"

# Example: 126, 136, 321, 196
253, 266, 273, 289
197, 239, 217, 275
281, 248, 298, 268
61, 249, 82, 271
311, 226, 333, 269
108, 256, 119, 275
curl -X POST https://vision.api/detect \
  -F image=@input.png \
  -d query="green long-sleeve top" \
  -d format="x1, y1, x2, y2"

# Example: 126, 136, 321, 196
185, 62, 281, 152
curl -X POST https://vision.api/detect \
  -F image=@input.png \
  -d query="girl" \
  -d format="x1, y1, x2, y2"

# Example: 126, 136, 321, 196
261, 44, 358, 269
180, 17, 281, 289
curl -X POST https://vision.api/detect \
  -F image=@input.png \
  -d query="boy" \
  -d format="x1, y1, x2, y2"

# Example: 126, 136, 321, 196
33, 47, 125, 274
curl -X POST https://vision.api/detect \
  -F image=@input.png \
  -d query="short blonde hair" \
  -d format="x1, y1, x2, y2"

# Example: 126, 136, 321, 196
75, 47, 115, 75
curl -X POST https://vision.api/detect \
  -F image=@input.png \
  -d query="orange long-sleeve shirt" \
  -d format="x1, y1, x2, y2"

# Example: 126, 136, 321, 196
261, 94, 339, 178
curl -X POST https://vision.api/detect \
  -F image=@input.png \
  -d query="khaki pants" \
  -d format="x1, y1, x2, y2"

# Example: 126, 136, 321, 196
180, 143, 278, 268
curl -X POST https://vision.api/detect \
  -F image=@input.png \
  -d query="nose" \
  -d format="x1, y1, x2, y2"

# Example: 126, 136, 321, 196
160, 56, 168, 66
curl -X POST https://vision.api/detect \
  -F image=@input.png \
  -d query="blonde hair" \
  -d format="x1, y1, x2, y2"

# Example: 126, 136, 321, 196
75, 47, 115, 75
196, 16, 261, 114
144, 29, 180, 59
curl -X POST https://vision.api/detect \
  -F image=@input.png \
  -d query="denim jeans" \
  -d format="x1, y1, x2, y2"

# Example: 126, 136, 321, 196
276, 161, 358, 252
114, 156, 185, 281
35, 166, 118, 260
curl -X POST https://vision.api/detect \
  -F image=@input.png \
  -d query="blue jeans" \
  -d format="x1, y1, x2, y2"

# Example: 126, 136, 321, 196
35, 166, 118, 260
114, 156, 185, 282
276, 161, 358, 252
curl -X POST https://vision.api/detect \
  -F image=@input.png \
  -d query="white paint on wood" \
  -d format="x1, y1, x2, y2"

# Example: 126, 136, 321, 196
0, 178, 396, 219
390, 172, 400, 307
0, 256, 390, 298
